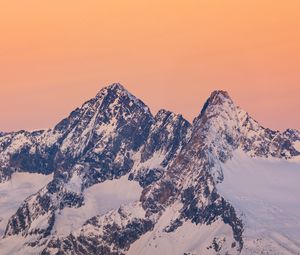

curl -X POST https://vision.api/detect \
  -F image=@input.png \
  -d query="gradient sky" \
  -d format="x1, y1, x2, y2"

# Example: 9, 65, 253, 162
0, 0, 299, 132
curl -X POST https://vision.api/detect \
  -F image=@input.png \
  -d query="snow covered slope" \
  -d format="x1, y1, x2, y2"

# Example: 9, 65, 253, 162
54, 175, 142, 236
127, 202, 237, 255
0, 173, 53, 236
218, 150, 300, 254
0, 84, 299, 255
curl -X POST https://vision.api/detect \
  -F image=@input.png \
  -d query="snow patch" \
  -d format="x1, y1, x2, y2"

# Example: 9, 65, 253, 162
65, 172, 82, 193
294, 141, 300, 152
218, 150, 300, 254
0, 173, 53, 236
127, 202, 236, 255
54, 175, 142, 236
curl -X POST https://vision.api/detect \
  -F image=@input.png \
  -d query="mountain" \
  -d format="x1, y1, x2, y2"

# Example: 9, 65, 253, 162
0, 83, 299, 255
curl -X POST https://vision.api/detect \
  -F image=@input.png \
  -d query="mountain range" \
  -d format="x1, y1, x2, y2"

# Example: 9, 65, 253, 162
0, 83, 299, 255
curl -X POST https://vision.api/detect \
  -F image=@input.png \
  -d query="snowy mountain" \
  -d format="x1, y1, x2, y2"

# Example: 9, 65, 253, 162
0, 83, 299, 255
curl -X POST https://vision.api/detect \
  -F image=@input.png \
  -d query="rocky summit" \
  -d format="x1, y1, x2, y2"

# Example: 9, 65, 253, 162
0, 83, 299, 255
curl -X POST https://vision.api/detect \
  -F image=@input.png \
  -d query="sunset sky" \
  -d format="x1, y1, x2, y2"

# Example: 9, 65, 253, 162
0, 0, 299, 131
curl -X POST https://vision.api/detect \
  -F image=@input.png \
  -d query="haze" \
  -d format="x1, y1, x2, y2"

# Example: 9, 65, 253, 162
0, 0, 299, 132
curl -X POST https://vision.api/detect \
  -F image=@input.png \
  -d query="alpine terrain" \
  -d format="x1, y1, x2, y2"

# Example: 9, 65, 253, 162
0, 83, 299, 255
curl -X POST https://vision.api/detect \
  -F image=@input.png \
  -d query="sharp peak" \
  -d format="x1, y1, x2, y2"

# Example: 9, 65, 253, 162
209, 90, 232, 101
206, 90, 235, 107
96, 83, 128, 96
107, 82, 126, 91
198, 90, 234, 117
95, 82, 140, 102
93, 82, 152, 114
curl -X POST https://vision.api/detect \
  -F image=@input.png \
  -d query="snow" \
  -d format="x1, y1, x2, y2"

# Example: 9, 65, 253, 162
127, 202, 236, 255
6, 134, 31, 154
54, 175, 142, 236
0, 235, 47, 255
132, 150, 166, 173
96, 83, 151, 115
294, 141, 300, 152
65, 172, 82, 193
218, 150, 300, 254
94, 116, 117, 140
0, 172, 53, 237
42, 130, 61, 147
78, 202, 147, 239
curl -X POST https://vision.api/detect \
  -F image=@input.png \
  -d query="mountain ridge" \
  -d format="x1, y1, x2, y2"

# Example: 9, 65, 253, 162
0, 83, 299, 255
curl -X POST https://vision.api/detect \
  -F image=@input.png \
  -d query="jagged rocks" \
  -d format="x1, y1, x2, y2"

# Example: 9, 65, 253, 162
41, 204, 154, 255
0, 84, 299, 255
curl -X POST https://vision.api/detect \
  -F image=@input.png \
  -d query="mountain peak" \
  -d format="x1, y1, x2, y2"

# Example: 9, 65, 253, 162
93, 82, 152, 117
107, 82, 126, 91
209, 90, 231, 104
96, 83, 127, 98
199, 90, 233, 118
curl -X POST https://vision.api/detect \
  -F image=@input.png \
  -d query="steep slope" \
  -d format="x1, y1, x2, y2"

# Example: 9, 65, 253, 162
40, 91, 245, 254
0, 83, 154, 183
0, 85, 299, 255
129, 109, 192, 187
0, 84, 193, 254
2, 84, 153, 247
194, 91, 300, 254
136, 90, 300, 254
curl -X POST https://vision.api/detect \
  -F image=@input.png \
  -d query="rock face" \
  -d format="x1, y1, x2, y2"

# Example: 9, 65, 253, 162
0, 84, 299, 255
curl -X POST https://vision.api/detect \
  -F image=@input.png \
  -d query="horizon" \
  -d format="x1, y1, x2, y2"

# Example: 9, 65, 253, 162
0, 1, 299, 131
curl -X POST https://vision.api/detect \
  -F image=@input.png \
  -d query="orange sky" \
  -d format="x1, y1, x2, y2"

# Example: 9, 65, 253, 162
0, 0, 299, 131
